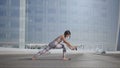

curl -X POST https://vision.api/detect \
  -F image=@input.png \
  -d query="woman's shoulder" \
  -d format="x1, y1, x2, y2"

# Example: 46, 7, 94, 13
59, 35, 65, 39
59, 34, 64, 37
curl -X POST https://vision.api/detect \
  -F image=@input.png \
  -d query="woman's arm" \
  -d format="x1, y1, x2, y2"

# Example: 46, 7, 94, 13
61, 35, 74, 49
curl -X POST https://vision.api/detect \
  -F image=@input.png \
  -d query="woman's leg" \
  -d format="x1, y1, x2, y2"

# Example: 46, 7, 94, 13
32, 46, 51, 60
55, 44, 70, 60
61, 44, 66, 58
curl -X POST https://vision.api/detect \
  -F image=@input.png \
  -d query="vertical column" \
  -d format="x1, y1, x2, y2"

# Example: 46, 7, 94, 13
19, 0, 26, 48
117, 0, 120, 51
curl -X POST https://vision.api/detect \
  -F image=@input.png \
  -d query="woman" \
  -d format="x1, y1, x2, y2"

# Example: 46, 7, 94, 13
32, 30, 77, 60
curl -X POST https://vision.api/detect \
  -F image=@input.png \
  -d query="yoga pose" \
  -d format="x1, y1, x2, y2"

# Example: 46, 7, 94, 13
32, 30, 77, 60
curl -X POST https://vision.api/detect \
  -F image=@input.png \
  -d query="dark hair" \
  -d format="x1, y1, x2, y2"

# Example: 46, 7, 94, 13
64, 30, 71, 38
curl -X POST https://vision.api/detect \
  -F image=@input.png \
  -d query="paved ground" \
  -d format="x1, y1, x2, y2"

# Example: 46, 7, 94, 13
0, 53, 120, 68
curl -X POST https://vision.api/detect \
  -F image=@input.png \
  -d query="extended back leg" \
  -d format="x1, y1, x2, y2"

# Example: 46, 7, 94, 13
32, 46, 51, 60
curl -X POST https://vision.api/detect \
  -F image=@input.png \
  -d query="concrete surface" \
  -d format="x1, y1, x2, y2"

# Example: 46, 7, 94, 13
0, 53, 120, 68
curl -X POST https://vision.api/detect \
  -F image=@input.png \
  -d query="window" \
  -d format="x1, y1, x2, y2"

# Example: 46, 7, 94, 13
11, 0, 20, 7
0, 0, 7, 6
0, 8, 6, 16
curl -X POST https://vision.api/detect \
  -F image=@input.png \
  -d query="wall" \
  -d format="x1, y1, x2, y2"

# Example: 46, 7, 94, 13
0, 0, 119, 51
26, 0, 119, 51
117, 0, 120, 51
0, 0, 20, 48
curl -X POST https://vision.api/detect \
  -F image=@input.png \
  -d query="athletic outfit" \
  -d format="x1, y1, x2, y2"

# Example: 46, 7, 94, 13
34, 35, 66, 57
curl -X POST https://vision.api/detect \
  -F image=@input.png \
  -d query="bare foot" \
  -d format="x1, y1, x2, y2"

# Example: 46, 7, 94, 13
63, 57, 71, 61
32, 57, 36, 60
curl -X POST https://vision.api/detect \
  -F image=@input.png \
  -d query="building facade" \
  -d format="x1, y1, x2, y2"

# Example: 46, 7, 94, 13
0, 0, 120, 51
0, 0, 20, 48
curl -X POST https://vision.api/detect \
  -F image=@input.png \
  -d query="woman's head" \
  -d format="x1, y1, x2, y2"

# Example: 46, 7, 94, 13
64, 30, 71, 38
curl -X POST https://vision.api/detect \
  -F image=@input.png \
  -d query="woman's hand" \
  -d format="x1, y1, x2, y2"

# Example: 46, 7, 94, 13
70, 46, 77, 50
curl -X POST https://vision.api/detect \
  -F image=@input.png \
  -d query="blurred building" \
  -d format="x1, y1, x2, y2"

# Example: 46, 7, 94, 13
0, 0, 120, 51
0, 0, 20, 48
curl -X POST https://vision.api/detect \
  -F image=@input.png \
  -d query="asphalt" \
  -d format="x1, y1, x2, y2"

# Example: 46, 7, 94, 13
0, 53, 120, 68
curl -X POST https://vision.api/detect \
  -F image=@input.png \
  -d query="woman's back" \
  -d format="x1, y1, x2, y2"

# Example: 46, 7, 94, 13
52, 35, 63, 44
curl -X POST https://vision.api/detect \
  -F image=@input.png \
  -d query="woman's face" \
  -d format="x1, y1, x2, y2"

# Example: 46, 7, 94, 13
66, 34, 71, 38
